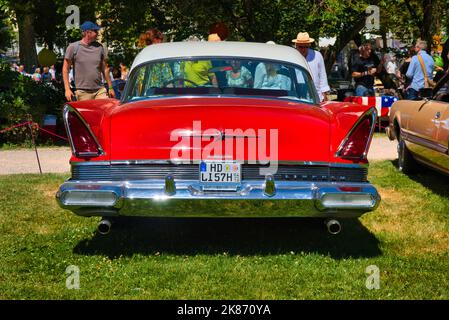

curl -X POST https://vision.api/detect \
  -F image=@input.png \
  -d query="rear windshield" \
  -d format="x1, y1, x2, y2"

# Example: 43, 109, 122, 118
123, 57, 318, 104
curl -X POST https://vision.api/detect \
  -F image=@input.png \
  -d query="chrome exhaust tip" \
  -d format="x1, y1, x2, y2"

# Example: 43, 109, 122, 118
325, 219, 341, 235
98, 219, 112, 235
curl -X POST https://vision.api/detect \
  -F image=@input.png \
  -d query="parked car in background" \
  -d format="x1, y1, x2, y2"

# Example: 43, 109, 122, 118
387, 71, 449, 175
56, 41, 380, 235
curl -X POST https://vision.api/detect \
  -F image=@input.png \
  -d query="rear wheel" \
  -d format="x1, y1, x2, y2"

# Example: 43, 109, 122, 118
397, 138, 417, 173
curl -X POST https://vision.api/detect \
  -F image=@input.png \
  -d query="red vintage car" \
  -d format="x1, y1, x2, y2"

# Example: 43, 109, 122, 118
56, 41, 380, 235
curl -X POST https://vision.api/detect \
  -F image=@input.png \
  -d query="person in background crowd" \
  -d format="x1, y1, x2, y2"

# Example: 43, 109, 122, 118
63, 21, 115, 101
351, 42, 382, 97
433, 50, 449, 97
41, 67, 52, 83
379, 52, 399, 95
405, 40, 435, 100
384, 53, 397, 75
138, 28, 163, 48
181, 59, 217, 87
32, 68, 42, 82
207, 23, 228, 87
109, 66, 114, 85
433, 51, 445, 83
49, 65, 56, 81
173, 31, 219, 88
254, 41, 286, 90
120, 62, 128, 80
17, 65, 27, 76
112, 67, 126, 99
208, 33, 221, 42
254, 62, 290, 90
137, 28, 173, 88
292, 32, 330, 101
207, 33, 223, 86
208, 22, 229, 41
226, 60, 253, 88
396, 47, 414, 93
254, 42, 291, 90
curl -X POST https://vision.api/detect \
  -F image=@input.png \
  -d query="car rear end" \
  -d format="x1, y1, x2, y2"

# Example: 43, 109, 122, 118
56, 99, 380, 219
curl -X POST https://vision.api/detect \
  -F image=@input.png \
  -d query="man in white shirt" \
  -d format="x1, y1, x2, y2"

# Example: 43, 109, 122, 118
292, 32, 330, 102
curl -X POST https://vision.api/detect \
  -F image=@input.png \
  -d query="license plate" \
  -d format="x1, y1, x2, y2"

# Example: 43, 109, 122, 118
199, 161, 241, 183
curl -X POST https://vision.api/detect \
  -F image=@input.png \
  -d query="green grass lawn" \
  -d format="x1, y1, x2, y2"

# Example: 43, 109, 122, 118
0, 161, 448, 299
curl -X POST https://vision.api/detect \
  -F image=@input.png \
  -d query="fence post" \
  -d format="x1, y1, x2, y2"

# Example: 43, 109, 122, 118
26, 115, 42, 174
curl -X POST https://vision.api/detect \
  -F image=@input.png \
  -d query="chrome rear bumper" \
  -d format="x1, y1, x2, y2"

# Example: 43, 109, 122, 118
56, 177, 380, 218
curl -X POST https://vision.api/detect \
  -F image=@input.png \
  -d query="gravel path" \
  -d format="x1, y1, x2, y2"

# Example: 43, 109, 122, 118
367, 136, 397, 162
0, 137, 397, 175
0, 147, 72, 175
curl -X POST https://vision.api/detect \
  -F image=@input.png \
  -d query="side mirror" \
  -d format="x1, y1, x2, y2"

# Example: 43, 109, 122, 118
419, 88, 433, 99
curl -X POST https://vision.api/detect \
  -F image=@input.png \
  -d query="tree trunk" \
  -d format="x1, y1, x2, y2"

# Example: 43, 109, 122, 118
404, 0, 433, 53
17, 11, 37, 72
381, 29, 387, 49
442, 39, 449, 70
421, 0, 433, 53
323, 16, 367, 75
322, 0, 380, 75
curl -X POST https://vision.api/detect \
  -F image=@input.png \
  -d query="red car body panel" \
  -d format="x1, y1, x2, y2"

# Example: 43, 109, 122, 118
67, 98, 371, 165
322, 101, 373, 163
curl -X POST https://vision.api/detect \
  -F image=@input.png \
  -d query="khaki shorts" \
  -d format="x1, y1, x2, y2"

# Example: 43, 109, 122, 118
75, 87, 109, 101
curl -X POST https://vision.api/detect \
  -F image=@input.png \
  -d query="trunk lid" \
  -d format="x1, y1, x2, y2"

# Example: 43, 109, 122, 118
110, 97, 330, 162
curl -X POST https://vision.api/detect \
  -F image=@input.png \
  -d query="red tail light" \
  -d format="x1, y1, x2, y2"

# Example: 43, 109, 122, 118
64, 106, 103, 158
336, 108, 376, 160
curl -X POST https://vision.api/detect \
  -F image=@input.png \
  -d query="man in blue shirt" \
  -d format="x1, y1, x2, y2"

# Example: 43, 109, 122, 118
406, 40, 435, 100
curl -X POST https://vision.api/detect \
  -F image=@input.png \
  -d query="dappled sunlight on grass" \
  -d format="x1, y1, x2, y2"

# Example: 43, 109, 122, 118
363, 161, 449, 258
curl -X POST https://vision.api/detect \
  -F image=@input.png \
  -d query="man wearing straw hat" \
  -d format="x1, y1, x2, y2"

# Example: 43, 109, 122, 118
292, 32, 330, 102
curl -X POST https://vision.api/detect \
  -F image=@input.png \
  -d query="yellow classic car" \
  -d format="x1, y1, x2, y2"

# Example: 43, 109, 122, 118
387, 73, 449, 174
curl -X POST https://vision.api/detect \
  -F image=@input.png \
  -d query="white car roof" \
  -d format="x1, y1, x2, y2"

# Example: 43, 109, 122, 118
130, 41, 311, 73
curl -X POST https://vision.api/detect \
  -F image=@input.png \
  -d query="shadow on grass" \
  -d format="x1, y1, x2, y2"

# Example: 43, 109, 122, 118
73, 217, 381, 259
390, 159, 449, 197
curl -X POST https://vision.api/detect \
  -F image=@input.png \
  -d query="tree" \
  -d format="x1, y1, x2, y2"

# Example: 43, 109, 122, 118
0, 3, 13, 53
1, 0, 60, 70
5, 0, 449, 73
13, 1, 38, 71
401, 0, 433, 51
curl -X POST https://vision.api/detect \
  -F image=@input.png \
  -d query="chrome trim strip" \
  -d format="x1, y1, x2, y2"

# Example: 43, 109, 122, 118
63, 104, 105, 157
400, 129, 448, 154
71, 161, 112, 166
71, 160, 367, 169
335, 107, 377, 160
